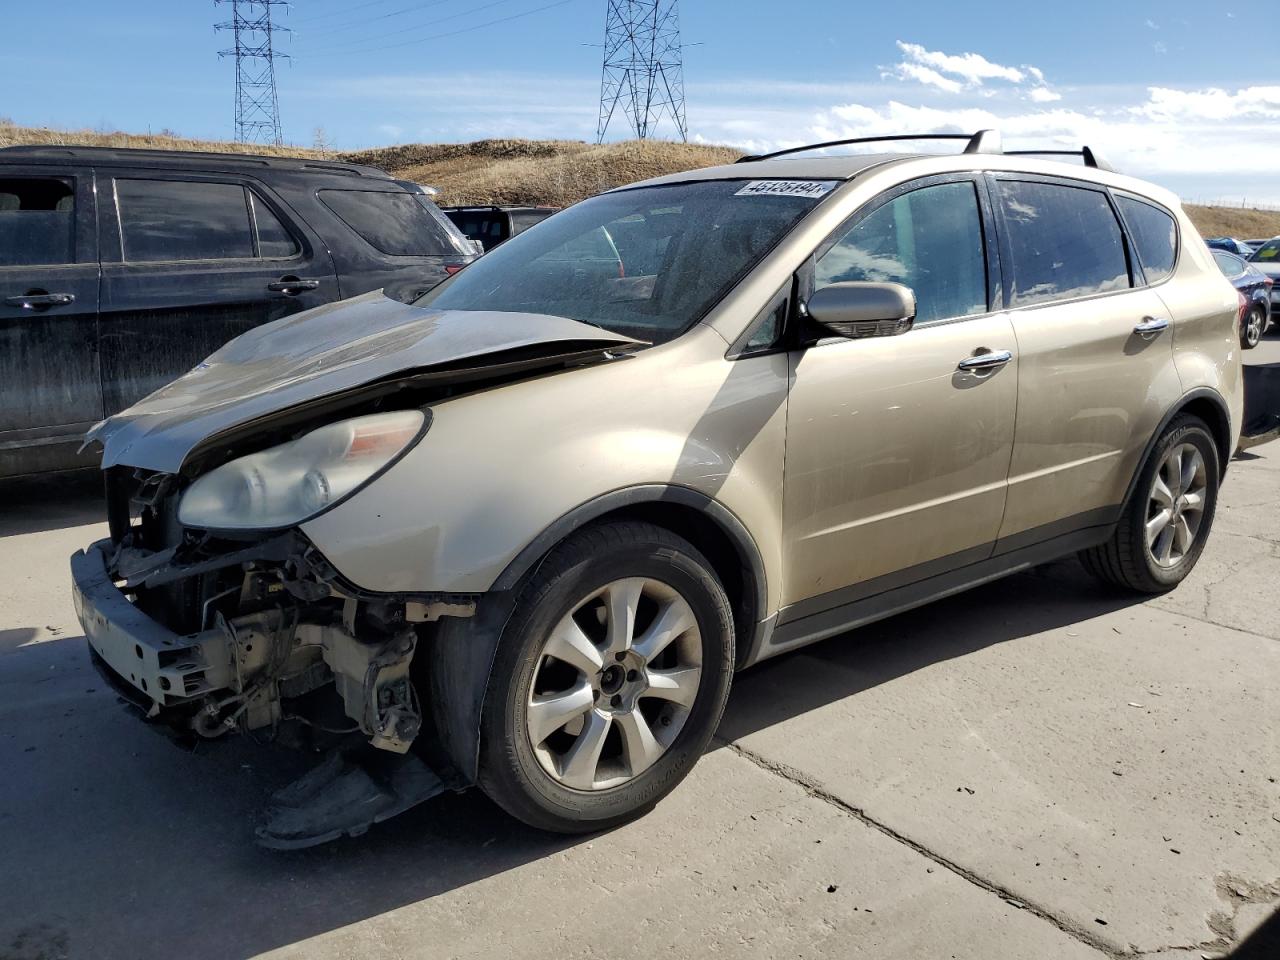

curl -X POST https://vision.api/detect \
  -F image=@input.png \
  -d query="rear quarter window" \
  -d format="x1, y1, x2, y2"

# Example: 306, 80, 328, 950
319, 189, 457, 257
997, 180, 1130, 307
1116, 196, 1177, 283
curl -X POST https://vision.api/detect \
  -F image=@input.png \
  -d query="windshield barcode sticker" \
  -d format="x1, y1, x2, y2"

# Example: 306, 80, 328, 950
735, 180, 837, 199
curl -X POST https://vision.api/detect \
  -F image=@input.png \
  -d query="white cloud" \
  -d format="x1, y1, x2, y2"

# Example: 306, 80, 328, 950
1028, 87, 1062, 103
895, 41, 1025, 85
1145, 18, 1159, 29
1136, 85, 1280, 120
891, 62, 964, 94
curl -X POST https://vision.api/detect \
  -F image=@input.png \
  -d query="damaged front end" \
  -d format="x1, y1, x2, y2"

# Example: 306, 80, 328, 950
73, 468, 478, 847
77, 468, 472, 754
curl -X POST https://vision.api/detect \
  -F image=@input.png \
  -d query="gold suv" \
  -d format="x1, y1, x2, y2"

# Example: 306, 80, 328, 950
71, 131, 1243, 846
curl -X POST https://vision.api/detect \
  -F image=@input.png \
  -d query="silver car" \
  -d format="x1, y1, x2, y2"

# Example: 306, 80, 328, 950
71, 131, 1243, 846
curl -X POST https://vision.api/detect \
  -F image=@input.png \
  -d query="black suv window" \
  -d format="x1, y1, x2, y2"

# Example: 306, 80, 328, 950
0, 177, 76, 266
816, 180, 988, 324
116, 180, 299, 262
319, 189, 456, 257
1117, 196, 1177, 283
997, 180, 1130, 307
118, 179, 255, 262
249, 191, 299, 258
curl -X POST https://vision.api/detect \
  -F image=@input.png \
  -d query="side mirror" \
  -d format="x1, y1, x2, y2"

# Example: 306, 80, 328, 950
805, 281, 916, 339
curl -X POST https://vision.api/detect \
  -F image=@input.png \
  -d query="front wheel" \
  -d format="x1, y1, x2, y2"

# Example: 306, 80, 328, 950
477, 521, 734, 833
1242, 304, 1264, 349
1079, 415, 1219, 593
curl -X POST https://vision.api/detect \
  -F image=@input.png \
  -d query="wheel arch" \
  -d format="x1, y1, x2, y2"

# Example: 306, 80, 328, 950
1123, 388, 1232, 512
425, 485, 768, 783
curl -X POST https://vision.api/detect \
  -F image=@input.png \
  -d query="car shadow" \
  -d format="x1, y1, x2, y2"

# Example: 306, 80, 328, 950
0, 470, 104, 537
0, 553, 1150, 960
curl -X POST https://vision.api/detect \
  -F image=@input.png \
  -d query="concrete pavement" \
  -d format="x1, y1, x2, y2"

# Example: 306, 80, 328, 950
1, 359, 1277, 959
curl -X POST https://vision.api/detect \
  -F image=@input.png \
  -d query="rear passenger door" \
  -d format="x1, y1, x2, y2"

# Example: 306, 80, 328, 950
98, 173, 338, 414
0, 168, 102, 476
991, 176, 1181, 547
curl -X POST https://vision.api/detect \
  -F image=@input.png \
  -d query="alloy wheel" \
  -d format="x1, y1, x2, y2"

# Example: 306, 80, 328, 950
1145, 442, 1208, 568
1245, 308, 1263, 347
525, 577, 702, 791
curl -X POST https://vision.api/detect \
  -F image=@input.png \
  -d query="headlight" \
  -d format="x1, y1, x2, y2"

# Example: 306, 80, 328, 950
178, 410, 426, 531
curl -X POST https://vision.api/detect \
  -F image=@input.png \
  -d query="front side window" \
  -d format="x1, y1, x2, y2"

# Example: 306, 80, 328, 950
1251, 240, 1280, 263
421, 180, 828, 344
0, 177, 76, 266
1117, 196, 1177, 283
117, 179, 255, 262
319, 189, 458, 257
997, 180, 1130, 307
815, 180, 988, 324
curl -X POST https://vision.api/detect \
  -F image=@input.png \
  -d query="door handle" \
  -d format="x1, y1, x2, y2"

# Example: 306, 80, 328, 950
1133, 317, 1169, 338
4, 292, 75, 309
266, 279, 321, 295
957, 349, 1014, 372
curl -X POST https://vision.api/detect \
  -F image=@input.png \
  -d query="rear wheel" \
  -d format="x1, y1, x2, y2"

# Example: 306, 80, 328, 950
477, 521, 734, 833
1242, 304, 1264, 348
1079, 415, 1219, 593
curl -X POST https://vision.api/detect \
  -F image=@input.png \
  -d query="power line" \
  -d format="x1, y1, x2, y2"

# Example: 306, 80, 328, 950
303, 0, 574, 56
295, 0, 455, 40
302, 0, 507, 46
597, 0, 687, 142
291, 0, 402, 23
215, 0, 290, 145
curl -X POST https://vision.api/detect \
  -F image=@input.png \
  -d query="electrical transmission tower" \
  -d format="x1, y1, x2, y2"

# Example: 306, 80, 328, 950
215, 0, 289, 145
596, 0, 687, 143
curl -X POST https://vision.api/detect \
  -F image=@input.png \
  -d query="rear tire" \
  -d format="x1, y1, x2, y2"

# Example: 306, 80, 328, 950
477, 520, 734, 834
1079, 415, 1219, 593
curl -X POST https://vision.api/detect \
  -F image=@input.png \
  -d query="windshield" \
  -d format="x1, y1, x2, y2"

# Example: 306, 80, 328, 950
1249, 240, 1279, 263
418, 179, 833, 344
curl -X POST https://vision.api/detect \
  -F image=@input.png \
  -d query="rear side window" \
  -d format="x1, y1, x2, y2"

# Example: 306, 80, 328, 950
249, 192, 299, 258
116, 180, 299, 262
0, 177, 76, 266
1117, 196, 1177, 283
1213, 250, 1244, 278
320, 189, 457, 256
997, 180, 1130, 307
117, 179, 254, 262
816, 180, 988, 324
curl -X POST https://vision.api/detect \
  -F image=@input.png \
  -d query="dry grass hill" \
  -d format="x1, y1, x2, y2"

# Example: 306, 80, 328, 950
3, 119, 1278, 239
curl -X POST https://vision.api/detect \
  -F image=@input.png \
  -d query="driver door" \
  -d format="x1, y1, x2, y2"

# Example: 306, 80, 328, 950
779, 175, 1017, 634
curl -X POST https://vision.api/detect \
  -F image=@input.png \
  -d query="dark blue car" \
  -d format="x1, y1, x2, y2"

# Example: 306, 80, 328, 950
1214, 249, 1272, 348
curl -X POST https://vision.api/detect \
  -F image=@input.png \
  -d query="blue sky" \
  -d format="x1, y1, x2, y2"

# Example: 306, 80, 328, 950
5, 0, 1279, 202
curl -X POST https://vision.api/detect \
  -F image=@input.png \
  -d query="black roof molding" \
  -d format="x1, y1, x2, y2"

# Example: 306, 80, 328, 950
736, 129, 1004, 163
1003, 147, 1117, 173
0, 144, 388, 178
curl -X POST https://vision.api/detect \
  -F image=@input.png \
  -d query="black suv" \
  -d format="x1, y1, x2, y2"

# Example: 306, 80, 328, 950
0, 146, 478, 478
442, 204, 557, 251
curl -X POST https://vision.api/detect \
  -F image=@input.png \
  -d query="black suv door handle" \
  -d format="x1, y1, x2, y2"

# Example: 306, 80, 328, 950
5, 292, 75, 309
266, 279, 321, 295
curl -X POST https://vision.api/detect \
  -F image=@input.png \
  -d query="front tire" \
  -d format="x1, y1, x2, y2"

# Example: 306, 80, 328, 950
1242, 304, 1264, 349
1079, 415, 1219, 593
477, 521, 734, 833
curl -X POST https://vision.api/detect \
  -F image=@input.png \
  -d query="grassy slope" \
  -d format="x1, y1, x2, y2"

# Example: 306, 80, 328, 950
3, 121, 1277, 238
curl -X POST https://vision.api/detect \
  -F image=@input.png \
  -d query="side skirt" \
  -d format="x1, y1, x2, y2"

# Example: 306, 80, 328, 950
750, 523, 1115, 665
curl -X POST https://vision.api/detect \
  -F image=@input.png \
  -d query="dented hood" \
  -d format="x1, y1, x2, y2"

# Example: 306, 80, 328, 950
87, 291, 640, 474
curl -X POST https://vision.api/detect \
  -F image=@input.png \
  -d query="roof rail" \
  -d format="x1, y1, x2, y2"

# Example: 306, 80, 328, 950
1004, 147, 1116, 173
736, 129, 1003, 163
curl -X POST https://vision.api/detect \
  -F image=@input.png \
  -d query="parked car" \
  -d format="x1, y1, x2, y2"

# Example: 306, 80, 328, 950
71, 130, 1242, 847
1245, 238, 1273, 249
1205, 236, 1255, 256
1247, 237, 1280, 317
1213, 249, 1272, 348
442, 204, 558, 251
0, 145, 478, 478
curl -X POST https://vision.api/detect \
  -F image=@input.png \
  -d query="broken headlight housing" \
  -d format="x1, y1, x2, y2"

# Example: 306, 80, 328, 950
178, 410, 427, 532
